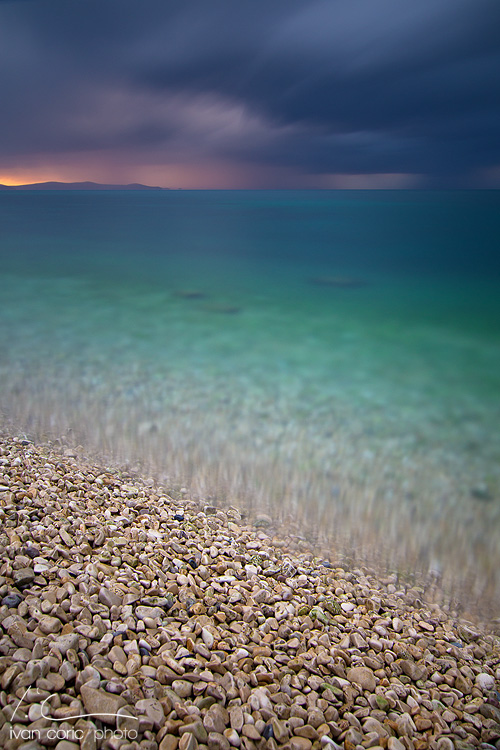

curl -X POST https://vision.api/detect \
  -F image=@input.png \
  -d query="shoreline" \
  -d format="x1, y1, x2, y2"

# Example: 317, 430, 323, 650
2, 416, 499, 623
1, 434, 500, 749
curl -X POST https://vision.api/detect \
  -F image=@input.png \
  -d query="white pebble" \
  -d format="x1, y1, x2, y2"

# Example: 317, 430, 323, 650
476, 672, 495, 690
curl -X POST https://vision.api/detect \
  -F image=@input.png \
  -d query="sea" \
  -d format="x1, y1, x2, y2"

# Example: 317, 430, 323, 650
1, 189, 499, 614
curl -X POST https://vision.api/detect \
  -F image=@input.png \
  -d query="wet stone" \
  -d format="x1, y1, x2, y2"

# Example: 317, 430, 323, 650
2, 593, 23, 608
13, 568, 35, 589
262, 724, 274, 740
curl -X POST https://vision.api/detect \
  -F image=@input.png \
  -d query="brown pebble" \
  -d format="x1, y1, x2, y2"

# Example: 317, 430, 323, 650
179, 733, 198, 750
289, 738, 312, 750
346, 666, 377, 692
207, 731, 231, 750
242, 723, 261, 740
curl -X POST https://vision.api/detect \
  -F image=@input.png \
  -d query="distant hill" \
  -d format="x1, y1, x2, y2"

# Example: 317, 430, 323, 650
0, 181, 167, 191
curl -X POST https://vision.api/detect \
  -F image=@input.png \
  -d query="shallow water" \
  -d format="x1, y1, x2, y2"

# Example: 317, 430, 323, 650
1, 190, 500, 611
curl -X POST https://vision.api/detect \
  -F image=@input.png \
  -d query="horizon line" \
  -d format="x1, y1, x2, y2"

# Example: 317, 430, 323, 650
1, 180, 498, 192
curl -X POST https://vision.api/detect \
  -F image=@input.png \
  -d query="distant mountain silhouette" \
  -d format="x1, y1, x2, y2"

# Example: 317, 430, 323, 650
0, 181, 167, 190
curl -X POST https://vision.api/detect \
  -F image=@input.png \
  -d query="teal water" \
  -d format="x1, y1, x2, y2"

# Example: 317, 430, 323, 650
1, 190, 500, 610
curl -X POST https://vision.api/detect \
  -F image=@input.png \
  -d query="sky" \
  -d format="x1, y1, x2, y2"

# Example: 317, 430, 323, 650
1, 0, 500, 189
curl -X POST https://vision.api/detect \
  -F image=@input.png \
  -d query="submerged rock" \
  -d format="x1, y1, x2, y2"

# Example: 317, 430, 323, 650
202, 303, 241, 314
470, 483, 494, 501
174, 289, 207, 299
308, 276, 368, 288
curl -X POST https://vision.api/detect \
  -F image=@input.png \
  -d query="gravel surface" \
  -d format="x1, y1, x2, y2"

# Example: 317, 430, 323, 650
1, 436, 500, 750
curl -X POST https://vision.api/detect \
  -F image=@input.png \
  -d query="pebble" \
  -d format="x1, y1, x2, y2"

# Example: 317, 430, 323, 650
392, 617, 404, 632
476, 672, 495, 690
2, 592, 23, 607
38, 615, 63, 634
400, 658, 427, 682
136, 697, 165, 728
80, 685, 126, 724
179, 733, 198, 750
387, 739, 406, 750
230, 706, 244, 732
224, 728, 240, 746
99, 586, 122, 608
13, 567, 35, 588
53, 632, 80, 654
208, 732, 230, 750
55, 742, 80, 750
346, 666, 377, 692
180, 721, 208, 743
289, 738, 312, 750
201, 626, 214, 648
242, 723, 261, 739
160, 737, 179, 750
204, 704, 229, 734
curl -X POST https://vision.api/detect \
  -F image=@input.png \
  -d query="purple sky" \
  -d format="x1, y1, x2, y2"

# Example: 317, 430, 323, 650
1, 0, 500, 187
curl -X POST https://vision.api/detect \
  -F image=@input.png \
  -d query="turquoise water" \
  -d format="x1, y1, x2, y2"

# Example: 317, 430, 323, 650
1, 190, 500, 610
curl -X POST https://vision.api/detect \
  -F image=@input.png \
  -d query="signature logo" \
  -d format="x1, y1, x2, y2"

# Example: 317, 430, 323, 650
12, 689, 140, 724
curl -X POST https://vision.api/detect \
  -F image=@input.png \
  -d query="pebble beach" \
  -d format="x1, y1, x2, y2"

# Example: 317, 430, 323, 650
1, 435, 500, 750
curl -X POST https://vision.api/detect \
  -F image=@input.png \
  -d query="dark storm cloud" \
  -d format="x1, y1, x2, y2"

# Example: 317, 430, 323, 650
1, 0, 499, 185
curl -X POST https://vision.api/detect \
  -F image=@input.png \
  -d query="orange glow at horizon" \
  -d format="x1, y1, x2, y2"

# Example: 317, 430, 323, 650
0, 166, 73, 186
0, 174, 64, 186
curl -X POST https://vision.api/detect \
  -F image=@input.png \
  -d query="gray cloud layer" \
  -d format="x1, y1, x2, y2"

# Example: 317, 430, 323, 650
1, 0, 499, 185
